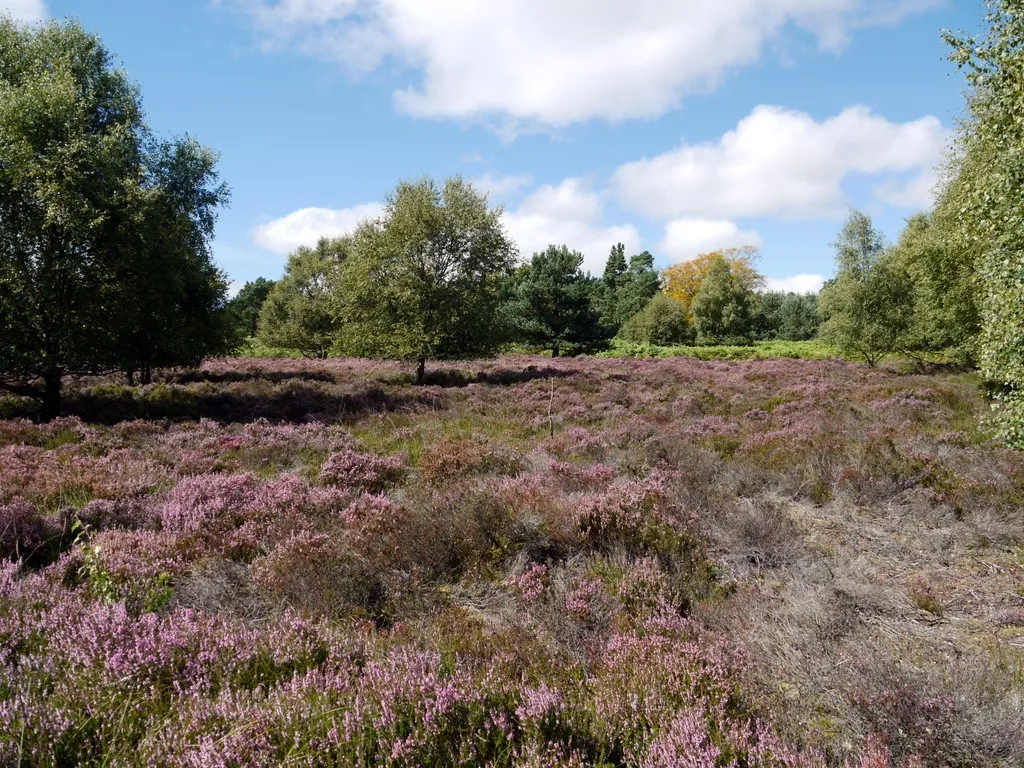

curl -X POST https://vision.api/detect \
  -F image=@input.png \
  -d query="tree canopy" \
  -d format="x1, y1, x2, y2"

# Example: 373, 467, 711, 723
690, 257, 756, 345
944, 0, 1024, 444
0, 18, 230, 414
621, 293, 691, 346
595, 244, 660, 330
818, 210, 914, 367
662, 247, 764, 314
335, 177, 517, 382
228, 277, 276, 344
503, 244, 608, 356
259, 238, 346, 359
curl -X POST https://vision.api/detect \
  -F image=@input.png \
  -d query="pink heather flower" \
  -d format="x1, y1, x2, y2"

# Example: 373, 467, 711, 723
504, 563, 549, 602
564, 577, 603, 616
0, 501, 46, 560
516, 683, 563, 725
318, 449, 405, 492
638, 707, 721, 768
685, 415, 739, 438
339, 492, 399, 528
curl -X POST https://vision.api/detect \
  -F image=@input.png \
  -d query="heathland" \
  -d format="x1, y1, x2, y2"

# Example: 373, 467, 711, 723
2, 354, 1022, 766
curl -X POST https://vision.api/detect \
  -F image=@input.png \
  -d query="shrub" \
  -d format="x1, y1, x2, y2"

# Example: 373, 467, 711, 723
621, 293, 692, 346
249, 531, 384, 618
0, 500, 46, 561
318, 448, 405, 492
418, 436, 524, 486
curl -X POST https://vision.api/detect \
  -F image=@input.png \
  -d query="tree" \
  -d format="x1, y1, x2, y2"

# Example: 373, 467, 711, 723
621, 293, 692, 346
595, 245, 661, 330
944, 1, 1024, 443
227, 277, 276, 344
108, 139, 232, 384
690, 257, 756, 345
602, 242, 628, 289
662, 247, 764, 315
258, 238, 346, 359
616, 251, 661, 323
888, 210, 979, 364
0, 18, 230, 415
750, 291, 786, 341
751, 291, 820, 341
818, 210, 914, 367
336, 177, 517, 383
503, 244, 608, 356
777, 293, 820, 341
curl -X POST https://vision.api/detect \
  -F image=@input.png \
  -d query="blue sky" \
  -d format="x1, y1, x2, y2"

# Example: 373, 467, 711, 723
6, 0, 981, 293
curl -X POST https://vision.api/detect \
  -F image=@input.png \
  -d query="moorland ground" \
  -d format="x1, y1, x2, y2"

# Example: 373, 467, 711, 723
1, 354, 1022, 766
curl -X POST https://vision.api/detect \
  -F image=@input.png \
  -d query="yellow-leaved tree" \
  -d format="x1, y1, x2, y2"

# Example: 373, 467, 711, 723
661, 246, 765, 314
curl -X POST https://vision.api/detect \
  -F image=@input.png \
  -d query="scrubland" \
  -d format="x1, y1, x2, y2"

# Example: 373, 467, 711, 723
1, 355, 1022, 766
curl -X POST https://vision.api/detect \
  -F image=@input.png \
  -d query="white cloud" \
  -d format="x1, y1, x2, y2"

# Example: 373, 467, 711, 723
251, 203, 384, 253
659, 218, 763, 263
873, 168, 939, 209
613, 104, 948, 220
225, 0, 939, 128
248, 179, 636, 275
764, 274, 826, 293
227, 280, 245, 299
501, 179, 641, 275
1, 0, 46, 22
470, 172, 533, 204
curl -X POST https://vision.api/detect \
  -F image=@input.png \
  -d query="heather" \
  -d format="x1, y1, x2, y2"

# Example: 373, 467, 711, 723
1, 355, 1022, 766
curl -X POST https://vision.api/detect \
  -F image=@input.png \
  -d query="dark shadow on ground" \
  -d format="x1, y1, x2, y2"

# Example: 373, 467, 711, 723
50, 383, 445, 425
377, 365, 578, 388
167, 369, 338, 385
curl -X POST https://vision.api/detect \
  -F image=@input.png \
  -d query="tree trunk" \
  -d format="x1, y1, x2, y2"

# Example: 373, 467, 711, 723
42, 369, 62, 421
416, 357, 426, 385
141, 363, 152, 385
551, 344, 560, 358
126, 368, 135, 386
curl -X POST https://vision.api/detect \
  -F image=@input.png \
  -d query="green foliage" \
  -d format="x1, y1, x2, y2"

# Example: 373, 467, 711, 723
819, 210, 914, 367
889, 211, 980, 365
600, 339, 836, 361
595, 244, 661, 331
944, 1, 1024, 445
0, 18, 229, 415
227, 277, 276, 344
617, 251, 661, 321
621, 292, 692, 345
111, 138, 233, 384
258, 238, 346, 359
751, 292, 820, 342
690, 257, 755, 345
335, 176, 517, 382
602, 242, 628, 288
778, 293, 820, 341
503, 244, 608, 356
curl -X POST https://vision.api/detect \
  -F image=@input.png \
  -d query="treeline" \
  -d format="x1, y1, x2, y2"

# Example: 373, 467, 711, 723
238, 219, 823, 370
0, 19, 231, 417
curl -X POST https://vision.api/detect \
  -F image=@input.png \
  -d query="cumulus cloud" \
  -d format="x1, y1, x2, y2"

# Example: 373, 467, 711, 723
501, 179, 641, 275
659, 218, 763, 263
251, 203, 383, 253
873, 168, 939, 209
227, 280, 246, 299
224, 0, 938, 128
1, 0, 46, 22
250, 180, 636, 275
764, 274, 826, 293
613, 104, 948, 220
470, 173, 533, 204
